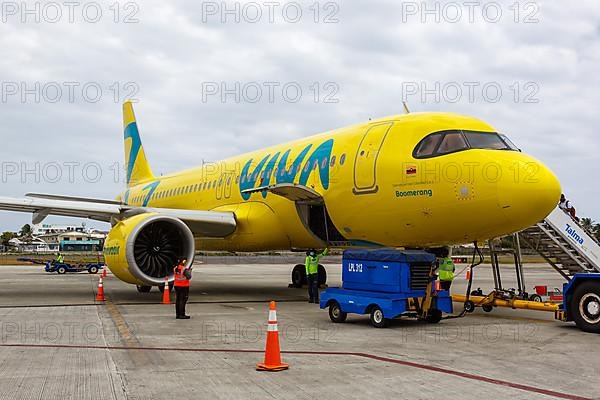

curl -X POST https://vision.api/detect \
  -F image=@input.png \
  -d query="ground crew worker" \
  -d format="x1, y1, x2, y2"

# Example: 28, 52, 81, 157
437, 249, 455, 291
173, 258, 192, 319
305, 248, 328, 303
55, 252, 64, 264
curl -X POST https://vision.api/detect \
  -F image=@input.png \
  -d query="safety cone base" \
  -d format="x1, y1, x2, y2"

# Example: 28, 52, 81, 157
256, 362, 289, 372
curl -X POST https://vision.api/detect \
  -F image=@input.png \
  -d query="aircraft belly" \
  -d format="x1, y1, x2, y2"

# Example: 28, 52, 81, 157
201, 199, 322, 252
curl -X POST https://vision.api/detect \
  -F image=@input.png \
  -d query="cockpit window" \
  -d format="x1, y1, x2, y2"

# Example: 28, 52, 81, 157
499, 134, 520, 151
414, 133, 443, 158
413, 130, 515, 159
463, 131, 510, 150
437, 132, 468, 155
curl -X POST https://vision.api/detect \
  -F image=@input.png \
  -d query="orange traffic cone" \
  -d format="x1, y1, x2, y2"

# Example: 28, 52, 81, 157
102, 267, 107, 278
95, 276, 105, 301
256, 301, 289, 372
466, 268, 471, 280
162, 277, 171, 305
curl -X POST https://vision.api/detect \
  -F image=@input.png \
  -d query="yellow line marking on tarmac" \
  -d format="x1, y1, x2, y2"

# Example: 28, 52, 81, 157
104, 298, 153, 367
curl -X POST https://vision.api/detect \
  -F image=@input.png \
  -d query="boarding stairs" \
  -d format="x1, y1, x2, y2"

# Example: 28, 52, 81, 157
518, 207, 600, 280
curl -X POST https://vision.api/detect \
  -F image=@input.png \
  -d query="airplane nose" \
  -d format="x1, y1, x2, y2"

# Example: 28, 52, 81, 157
496, 153, 561, 229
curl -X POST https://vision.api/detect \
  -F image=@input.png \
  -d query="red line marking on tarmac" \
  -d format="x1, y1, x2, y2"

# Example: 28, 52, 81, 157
0, 343, 589, 400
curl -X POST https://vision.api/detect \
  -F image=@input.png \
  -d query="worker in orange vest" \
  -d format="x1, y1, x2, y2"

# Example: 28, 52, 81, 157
173, 258, 192, 319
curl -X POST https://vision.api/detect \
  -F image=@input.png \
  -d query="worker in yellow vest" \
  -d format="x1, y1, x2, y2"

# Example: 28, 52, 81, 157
54, 252, 64, 264
305, 248, 328, 303
437, 248, 455, 291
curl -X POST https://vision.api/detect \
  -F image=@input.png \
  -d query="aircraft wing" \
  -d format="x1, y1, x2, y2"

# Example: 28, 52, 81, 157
0, 195, 236, 237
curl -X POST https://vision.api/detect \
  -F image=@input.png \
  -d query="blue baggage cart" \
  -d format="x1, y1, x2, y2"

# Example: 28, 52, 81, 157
45, 261, 105, 275
320, 249, 453, 327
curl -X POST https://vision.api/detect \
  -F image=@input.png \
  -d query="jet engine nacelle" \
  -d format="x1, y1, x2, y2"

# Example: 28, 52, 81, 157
103, 213, 195, 285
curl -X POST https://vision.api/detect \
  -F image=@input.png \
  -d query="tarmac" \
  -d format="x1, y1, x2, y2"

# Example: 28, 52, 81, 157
0, 256, 598, 400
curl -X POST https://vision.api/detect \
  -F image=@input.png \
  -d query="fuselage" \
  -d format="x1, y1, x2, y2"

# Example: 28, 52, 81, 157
118, 112, 561, 251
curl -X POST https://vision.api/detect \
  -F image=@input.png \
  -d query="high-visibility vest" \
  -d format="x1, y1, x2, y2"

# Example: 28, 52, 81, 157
438, 257, 455, 282
305, 248, 328, 275
173, 265, 190, 287
56, 255, 64, 263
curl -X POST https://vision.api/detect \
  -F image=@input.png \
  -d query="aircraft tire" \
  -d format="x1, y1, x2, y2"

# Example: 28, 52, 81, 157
136, 285, 152, 293
318, 264, 327, 286
291, 264, 306, 288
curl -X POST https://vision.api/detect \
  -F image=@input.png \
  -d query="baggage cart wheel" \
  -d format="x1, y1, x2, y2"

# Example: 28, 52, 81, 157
464, 300, 475, 313
570, 282, 600, 333
370, 306, 389, 328
88, 266, 99, 274
328, 301, 347, 323
482, 304, 494, 313
57, 266, 66, 275
291, 264, 307, 288
136, 285, 152, 293
425, 309, 442, 323
529, 294, 542, 302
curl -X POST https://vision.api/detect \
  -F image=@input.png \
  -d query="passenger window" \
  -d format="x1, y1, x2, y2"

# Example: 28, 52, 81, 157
414, 133, 443, 158
437, 132, 468, 155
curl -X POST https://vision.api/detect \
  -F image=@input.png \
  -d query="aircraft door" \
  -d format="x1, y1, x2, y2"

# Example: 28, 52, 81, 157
353, 122, 393, 194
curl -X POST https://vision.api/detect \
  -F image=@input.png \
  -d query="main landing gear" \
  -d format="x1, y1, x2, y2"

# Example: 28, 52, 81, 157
135, 283, 174, 293
290, 264, 327, 288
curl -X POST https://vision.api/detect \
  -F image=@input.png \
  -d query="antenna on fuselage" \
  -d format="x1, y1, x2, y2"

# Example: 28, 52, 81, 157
402, 101, 411, 114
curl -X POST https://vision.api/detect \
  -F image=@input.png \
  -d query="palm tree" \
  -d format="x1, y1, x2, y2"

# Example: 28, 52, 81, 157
19, 224, 32, 237
581, 218, 594, 232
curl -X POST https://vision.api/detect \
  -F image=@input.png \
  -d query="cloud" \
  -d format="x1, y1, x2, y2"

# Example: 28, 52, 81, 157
0, 0, 599, 231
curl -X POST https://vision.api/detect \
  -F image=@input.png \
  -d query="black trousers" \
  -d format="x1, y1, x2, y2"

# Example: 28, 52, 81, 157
440, 280, 452, 291
175, 286, 189, 316
307, 273, 319, 303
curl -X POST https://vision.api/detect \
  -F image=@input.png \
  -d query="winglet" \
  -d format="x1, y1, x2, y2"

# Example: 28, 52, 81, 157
123, 101, 155, 187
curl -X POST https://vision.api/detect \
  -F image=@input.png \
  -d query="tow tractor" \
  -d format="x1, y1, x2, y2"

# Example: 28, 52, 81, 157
44, 261, 105, 275
320, 249, 452, 328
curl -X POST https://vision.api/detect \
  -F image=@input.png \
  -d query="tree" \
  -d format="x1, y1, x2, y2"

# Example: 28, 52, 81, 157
1, 231, 17, 246
580, 218, 594, 232
19, 224, 32, 237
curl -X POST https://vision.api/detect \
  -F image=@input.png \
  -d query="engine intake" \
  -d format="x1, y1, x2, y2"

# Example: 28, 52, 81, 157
104, 213, 195, 286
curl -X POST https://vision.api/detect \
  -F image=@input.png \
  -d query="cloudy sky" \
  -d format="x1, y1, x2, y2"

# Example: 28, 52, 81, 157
0, 0, 599, 231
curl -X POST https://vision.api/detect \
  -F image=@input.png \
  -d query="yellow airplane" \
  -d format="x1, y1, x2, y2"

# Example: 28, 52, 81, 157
0, 101, 561, 291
